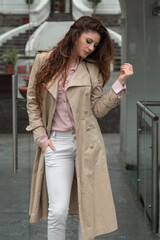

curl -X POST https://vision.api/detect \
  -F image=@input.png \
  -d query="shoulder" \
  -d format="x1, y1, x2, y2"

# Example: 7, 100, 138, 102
36, 50, 53, 61
84, 59, 99, 78
33, 50, 53, 67
83, 59, 105, 88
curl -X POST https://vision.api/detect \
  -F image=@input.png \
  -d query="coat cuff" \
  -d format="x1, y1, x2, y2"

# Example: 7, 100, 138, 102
35, 131, 48, 148
112, 80, 127, 95
26, 124, 46, 142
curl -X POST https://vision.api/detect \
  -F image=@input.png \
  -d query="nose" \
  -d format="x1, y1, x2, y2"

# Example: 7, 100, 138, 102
88, 44, 95, 52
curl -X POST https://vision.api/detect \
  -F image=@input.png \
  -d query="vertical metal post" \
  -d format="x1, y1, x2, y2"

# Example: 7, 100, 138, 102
152, 119, 159, 233
137, 105, 142, 197
12, 74, 18, 174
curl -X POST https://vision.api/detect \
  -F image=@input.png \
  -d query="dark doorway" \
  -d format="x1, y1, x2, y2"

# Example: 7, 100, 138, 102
51, 0, 65, 13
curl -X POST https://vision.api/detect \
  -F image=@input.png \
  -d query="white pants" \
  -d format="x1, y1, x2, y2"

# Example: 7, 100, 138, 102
44, 130, 94, 240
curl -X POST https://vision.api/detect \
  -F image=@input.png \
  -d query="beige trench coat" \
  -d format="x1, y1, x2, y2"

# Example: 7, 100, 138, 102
26, 51, 121, 240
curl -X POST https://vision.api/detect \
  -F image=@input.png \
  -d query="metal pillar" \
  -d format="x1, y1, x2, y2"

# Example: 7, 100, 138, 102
152, 119, 159, 233
12, 74, 18, 174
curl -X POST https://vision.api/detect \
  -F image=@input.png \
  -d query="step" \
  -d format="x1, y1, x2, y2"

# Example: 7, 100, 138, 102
2, 44, 26, 48
0, 27, 38, 65
48, 12, 73, 21
1, 45, 25, 50
97, 14, 121, 25
114, 47, 121, 50
3, 38, 29, 45
12, 36, 29, 41
18, 33, 31, 37
114, 54, 121, 58
3, 42, 27, 47
114, 54, 121, 57
1, 49, 25, 55
114, 60, 121, 64
114, 50, 121, 54
5, 39, 29, 44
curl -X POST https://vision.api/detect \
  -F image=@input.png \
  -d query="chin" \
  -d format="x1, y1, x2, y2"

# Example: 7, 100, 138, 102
80, 55, 87, 59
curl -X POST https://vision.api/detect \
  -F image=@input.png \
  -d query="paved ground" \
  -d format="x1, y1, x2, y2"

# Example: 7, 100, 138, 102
0, 133, 160, 240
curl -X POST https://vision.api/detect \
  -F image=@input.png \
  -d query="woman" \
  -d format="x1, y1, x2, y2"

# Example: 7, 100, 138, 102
26, 16, 133, 240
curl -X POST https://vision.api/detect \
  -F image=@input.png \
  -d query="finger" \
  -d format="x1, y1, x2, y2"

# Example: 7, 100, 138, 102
120, 69, 125, 74
121, 66, 133, 72
42, 140, 51, 152
48, 142, 55, 151
121, 63, 133, 68
124, 65, 133, 71
124, 63, 133, 67
42, 145, 48, 153
120, 70, 133, 78
121, 64, 132, 69
124, 63, 132, 66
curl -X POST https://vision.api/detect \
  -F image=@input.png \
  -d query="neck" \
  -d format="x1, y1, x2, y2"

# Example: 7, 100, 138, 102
67, 57, 78, 69
69, 49, 79, 66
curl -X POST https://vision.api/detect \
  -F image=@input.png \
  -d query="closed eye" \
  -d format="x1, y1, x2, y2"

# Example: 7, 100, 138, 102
86, 39, 92, 44
86, 39, 98, 49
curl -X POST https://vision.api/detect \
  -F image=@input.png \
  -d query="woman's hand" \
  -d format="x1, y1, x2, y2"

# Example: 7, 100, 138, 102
118, 63, 134, 86
42, 139, 55, 153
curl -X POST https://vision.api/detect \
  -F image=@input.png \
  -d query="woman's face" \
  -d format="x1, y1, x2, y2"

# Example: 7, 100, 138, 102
75, 31, 101, 59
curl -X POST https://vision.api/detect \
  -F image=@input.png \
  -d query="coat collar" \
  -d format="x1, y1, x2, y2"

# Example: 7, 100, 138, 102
46, 60, 91, 99
47, 77, 59, 100
66, 60, 91, 88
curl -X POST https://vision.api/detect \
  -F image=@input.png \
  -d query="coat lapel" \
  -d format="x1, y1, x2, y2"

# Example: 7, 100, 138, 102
46, 77, 59, 100
45, 61, 91, 99
67, 61, 91, 89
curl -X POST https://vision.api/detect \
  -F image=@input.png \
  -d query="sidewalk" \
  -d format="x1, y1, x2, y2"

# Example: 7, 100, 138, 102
101, 134, 159, 240
0, 133, 159, 240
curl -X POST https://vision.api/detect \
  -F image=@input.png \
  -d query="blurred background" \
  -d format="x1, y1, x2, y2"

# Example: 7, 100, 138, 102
0, 0, 160, 239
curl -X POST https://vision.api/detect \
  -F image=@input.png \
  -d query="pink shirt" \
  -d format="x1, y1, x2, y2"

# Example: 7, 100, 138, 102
51, 69, 77, 132
35, 64, 126, 148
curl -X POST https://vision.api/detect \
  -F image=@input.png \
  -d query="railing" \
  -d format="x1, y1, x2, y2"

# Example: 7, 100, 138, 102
12, 74, 18, 174
30, 0, 51, 26
82, 0, 121, 15
12, 74, 28, 174
137, 101, 159, 233
0, 23, 34, 47
72, 0, 93, 20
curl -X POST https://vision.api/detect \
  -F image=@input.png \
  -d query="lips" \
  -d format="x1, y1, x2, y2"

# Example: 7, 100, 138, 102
84, 51, 90, 56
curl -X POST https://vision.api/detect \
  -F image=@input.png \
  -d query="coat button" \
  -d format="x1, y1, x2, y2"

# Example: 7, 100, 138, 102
87, 126, 90, 131
84, 110, 88, 114
90, 144, 94, 149
86, 92, 89, 96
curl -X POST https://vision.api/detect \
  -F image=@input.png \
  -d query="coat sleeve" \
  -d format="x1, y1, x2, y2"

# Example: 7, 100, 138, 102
26, 53, 46, 141
89, 64, 122, 118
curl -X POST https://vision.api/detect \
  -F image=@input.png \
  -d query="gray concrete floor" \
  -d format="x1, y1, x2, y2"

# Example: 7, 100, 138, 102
0, 133, 160, 240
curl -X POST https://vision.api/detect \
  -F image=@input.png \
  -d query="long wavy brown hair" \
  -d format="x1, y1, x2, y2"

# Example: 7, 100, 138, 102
34, 16, 114, 110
